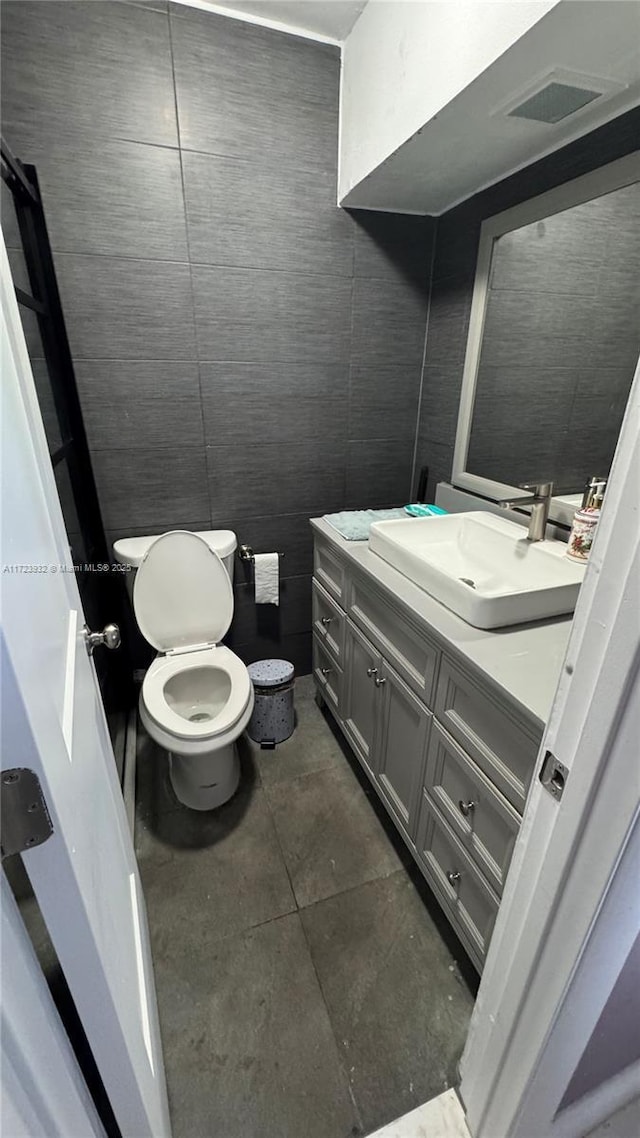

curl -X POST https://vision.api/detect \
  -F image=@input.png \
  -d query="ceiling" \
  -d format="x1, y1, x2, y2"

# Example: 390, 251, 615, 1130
179, 1, 368, 43
341, 0, 640, 213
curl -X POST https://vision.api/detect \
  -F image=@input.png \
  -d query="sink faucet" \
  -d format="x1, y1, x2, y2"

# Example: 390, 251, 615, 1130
498, 481, 554, 542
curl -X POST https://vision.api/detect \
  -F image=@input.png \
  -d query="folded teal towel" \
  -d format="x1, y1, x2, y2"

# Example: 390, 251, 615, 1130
324, 509, 407, 540
404, 503, 448, 517
324, 505, 447, 540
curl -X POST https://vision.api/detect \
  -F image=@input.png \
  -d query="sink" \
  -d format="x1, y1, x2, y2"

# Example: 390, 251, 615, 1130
368, 511, 585, 629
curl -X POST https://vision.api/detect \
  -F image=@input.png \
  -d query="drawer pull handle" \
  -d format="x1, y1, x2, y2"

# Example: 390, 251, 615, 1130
320, 667, 332, 677
458, 800, 477, 817
446, 870, 461, 886
375, 676, 387, 687
366, 667, 378, 678
320, 616, 332, 626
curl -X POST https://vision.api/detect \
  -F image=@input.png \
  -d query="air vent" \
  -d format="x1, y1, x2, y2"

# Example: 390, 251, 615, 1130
508, 81, 603, 124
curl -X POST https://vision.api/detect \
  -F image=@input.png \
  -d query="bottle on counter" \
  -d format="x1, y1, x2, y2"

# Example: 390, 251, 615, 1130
566, 478, 607, 563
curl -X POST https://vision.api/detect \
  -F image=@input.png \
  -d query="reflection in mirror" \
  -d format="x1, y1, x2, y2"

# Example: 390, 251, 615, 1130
456, 159, 640, 519
469, 181, 639, 494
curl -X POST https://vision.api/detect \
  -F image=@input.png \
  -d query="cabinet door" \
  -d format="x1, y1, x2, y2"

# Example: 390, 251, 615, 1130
376, 661, 431, 841
343, 619, 381, 777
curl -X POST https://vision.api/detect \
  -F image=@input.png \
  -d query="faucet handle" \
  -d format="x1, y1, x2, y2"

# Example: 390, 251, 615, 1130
519, 481, 553, 497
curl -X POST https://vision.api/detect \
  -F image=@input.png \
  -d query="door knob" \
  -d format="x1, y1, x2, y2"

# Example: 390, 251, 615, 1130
83, 623, 121, 657
458, 800, 477, 817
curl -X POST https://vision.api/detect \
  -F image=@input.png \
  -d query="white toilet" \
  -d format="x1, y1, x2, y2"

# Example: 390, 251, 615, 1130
114, 529, 253, 811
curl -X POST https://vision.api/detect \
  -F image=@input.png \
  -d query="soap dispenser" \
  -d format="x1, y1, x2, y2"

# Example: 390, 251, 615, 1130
566, 478, 607, 563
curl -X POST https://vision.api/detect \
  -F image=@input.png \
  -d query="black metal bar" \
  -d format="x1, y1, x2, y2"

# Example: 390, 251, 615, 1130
50, 441, 73, 467
1, 135, 38, 203
2, 146, 134, 712
15, 286, 45, 313
12, 163, 111, 566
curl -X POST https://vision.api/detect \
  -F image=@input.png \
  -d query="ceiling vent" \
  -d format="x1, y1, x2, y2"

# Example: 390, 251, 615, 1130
507, 80, 604, 125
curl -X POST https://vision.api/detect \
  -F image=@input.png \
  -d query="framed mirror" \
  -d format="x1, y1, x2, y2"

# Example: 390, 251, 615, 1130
452, 152, 640, 525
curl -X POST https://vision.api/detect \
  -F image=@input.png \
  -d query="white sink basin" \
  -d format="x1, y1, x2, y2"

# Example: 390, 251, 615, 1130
368, 511, 585, 629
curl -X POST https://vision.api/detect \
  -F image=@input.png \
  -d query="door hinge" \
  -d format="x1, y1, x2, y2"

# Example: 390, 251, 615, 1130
539, 751, 568, 802
1, 769, 53, 858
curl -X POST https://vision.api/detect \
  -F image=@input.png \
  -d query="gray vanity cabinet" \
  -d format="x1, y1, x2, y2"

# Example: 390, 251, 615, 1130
311, 527, 545, 972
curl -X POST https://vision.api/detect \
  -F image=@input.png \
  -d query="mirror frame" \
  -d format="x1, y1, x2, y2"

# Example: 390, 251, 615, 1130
451, 150, 640, 525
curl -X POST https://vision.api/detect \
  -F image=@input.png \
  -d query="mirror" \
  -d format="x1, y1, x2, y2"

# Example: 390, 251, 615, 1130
452, 153, 640, 524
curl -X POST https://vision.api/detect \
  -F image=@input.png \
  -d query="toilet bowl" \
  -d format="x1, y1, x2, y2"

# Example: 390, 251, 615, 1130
132, 530, 253, 811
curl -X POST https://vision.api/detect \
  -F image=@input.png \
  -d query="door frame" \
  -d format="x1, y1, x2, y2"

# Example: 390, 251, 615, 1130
460, 361, 640, 1136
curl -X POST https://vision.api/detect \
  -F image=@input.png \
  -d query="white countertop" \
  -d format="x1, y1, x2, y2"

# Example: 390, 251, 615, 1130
311, 517, 574, 732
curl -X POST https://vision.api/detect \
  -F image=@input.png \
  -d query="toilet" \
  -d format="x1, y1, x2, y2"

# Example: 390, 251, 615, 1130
115, 529, 253, 811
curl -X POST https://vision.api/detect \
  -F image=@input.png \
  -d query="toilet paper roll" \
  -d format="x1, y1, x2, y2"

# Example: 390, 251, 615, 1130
254, 552, 279, 606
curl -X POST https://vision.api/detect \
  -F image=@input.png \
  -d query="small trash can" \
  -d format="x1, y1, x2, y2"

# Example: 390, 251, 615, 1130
247, 659, 295, 748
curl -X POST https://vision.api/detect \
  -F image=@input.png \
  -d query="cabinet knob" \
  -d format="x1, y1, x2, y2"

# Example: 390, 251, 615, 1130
458, 800, 477, 817
366, 667, 378, 678
321, 616, 332, 626
320, 667, 332, 677
375, 676, 387, 687
446, 870, 461, 886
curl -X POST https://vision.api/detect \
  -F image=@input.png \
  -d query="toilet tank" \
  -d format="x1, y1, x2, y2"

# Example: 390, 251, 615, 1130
113, 529, 237, 600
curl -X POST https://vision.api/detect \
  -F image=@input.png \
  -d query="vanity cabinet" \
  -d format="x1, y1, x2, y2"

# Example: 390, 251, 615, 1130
311, 529, 545, 972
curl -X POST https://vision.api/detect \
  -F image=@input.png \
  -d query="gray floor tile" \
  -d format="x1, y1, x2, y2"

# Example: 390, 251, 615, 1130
246, 675, 348, 789
301, 872, 475, 1134
265, 763, 403, 908
154, 912, 360, 1138
136, 778, 296, 951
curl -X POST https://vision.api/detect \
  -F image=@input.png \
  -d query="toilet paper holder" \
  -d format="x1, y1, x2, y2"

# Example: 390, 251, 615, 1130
239, 545, 284, 563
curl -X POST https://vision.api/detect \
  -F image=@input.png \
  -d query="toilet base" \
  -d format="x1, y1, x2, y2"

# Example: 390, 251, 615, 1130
169, 742, 240, 811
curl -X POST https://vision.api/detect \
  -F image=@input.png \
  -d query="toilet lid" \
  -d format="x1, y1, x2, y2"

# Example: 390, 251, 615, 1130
133, 530, 233, 652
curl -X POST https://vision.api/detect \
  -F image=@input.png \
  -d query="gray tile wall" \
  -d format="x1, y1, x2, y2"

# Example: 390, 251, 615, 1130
1, 0, 433, 674
413, 109, 640, 502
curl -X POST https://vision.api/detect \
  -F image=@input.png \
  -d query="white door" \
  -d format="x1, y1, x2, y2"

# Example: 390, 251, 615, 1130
1, 874, 106, 1138
1, 240, 170, 1136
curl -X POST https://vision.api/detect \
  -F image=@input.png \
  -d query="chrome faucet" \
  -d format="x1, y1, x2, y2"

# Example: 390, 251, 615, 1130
498, 481, 554, 542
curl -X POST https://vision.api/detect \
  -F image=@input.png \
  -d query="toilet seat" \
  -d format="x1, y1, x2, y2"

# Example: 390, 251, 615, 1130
133, 530, 234, 652
135, 531, 251, 743
142, 645, 252, 742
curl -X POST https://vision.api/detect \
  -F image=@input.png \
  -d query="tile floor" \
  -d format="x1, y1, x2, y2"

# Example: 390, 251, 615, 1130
135, 676, 477, 1138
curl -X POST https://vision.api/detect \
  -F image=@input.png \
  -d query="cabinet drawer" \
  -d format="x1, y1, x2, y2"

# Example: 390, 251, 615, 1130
313, 539, 346, 606
312, 633, 343, 717
435, 657, 540, 814
416, 795, 499, 970
425, 723, 520, 896
312, 579, 345, 666
348, 572, 440, 707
